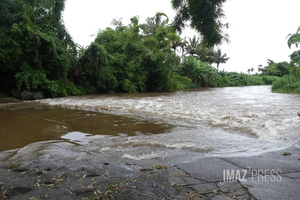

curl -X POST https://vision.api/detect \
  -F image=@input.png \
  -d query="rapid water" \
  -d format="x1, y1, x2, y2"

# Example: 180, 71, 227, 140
1, 85, 299, 160
38, 85, 300, 159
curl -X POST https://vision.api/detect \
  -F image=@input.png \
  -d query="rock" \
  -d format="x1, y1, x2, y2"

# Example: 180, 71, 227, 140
297, 112, 300, 117
11, 89, 20, 99
32, 91, 44, 100
20, 90, 33, 100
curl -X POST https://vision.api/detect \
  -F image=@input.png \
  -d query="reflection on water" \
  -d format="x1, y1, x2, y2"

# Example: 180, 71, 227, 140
0, 107, 174, 152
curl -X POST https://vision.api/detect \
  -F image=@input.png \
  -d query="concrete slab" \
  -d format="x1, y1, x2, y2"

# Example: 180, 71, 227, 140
243, 175, 300, 200
220, 148, 300, 174
174, 157, 249, 182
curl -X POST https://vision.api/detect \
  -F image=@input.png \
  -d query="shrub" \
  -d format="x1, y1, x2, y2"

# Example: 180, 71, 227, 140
272, 75, 300, 93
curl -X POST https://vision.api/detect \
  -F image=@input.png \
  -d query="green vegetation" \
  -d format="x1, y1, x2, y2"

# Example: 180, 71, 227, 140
271, 26, 300, 93
171, 0, 228, 46
211, 72, 279, 87
272, 75, 300, 93
0, 0, 285, 99
0, 0, 79, 97
76, 14, 191, 93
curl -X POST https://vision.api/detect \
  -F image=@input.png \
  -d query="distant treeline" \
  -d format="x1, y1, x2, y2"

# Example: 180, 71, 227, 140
0, 0, 296, 99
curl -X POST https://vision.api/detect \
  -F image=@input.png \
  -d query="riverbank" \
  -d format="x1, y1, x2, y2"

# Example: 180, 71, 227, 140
0, 141, 300, 200
0, 93, 19, 104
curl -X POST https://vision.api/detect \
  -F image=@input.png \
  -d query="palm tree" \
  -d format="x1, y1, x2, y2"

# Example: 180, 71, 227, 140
287, 26, 300, 48
213, 49, 229, 72
247, 69, 251, 75
179, 56, 217, 87
143, 12, 169, 35
287, 26, 300, 76
257, 64, 263, 73
196, 45, 215, 64
185, 36, 200, 56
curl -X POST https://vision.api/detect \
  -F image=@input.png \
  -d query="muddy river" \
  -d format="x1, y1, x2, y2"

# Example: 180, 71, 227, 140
0, 85, 299, 160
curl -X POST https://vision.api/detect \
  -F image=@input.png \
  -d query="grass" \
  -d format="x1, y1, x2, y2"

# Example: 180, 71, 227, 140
0, 97, 20, 103
0, 92, 20, 102
272, 75, 300, 93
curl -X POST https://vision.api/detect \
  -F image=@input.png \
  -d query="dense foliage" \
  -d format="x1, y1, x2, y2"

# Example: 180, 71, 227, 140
176, 56, 278, 88
271, 26, 300, 93
76, 15, 191, 94
258, 60, 290, 77
0, 0, 280, 99
171, 0, 229, 46
0, 0, 79, 97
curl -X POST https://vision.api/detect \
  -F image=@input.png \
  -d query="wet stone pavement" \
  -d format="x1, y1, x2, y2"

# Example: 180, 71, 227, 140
0, 159, 255, 200
0, 142, 299, 200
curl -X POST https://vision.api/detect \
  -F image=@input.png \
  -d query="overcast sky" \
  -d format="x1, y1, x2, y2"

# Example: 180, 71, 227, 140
63, 0, 300, 73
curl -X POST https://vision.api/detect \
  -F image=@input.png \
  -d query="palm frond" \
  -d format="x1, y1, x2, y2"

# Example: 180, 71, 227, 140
287, 26, 300, 48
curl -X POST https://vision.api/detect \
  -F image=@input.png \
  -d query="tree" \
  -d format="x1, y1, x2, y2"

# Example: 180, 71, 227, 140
80, 14, 190, 93
171, 0, 229, 47
179, 56, 217, 87
0, 0, 78, 97
287, 26, 300, 48
194, 46, 229, 71
290, 50, 300, 77
143, 12, 169, 35
185, 36, 200, 56
257, 64, 263, 74
214, 49, 229, 72
247, 67, 255, 75
169, 33, 181, 53
195, 45, 215, 64
287, 26, 300, 77
271, 25, 300, 93
261, 59, 290, 77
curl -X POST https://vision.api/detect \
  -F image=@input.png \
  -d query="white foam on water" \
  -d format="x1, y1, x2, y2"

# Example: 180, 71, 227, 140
122, 153, 162, 160
81, 125, 287, 159
39, 86, 300, 154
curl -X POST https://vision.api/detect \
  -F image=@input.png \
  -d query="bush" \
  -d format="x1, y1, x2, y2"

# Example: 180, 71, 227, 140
262, 76, 280, 85
272, 75, 300, 93
123, 79, 138, 93
15, 63, 50, 92
165, 73, 191, 91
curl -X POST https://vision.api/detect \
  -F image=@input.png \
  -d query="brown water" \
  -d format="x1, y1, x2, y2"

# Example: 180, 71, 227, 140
0, 105, 173, 152
1, 86, 299, 158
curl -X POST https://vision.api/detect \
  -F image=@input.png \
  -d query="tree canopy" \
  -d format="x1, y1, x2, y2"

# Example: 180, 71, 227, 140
0, 0, 279, 99
0, 0, 77, 97
77, 15, 191, 93
171, 0, 229, 47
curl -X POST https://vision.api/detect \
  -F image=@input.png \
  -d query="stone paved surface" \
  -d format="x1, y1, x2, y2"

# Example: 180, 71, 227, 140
0, 142, 299, 200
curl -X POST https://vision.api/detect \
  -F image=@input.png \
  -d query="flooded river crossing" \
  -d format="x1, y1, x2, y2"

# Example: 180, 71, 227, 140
0, 85, 299, 161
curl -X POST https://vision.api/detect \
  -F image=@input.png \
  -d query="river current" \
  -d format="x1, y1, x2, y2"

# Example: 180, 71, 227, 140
1, 85, 299, 160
